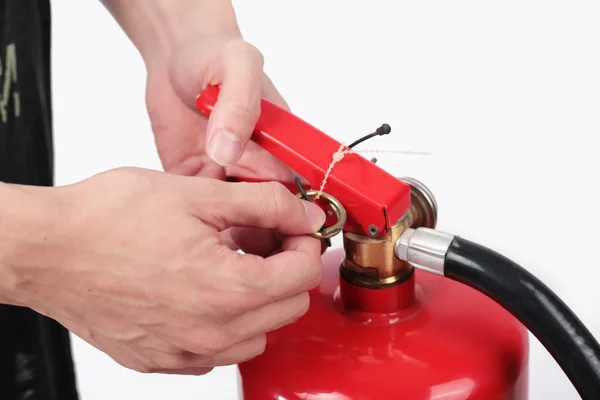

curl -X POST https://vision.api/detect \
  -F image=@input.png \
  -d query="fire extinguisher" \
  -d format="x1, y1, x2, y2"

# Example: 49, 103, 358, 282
196, 86, 600, 399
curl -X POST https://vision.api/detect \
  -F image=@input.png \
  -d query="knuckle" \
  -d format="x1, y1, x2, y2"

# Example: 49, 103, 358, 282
201, 338, 234, 357
227, 263, 274, 305
269, 181, 289, 202
156, 353, 188, 370
260, 181, 291, 222
230, 100, 261, 123
195, 367, 214, 376
293, 251, 323, 291
184, 329, 237, 357
197, 183, 231, 230
259, 182, 280, 222
134, 364, 154, 374
235, 335, 267, 364
216, 292, 255, 317
127, 356, 161, 374
308, 259, 324, 289
179, 367, 213, 376
269, 294, 312, 330
117, 358, 151, 374
295, 292, 311, 318
250, 335, 267, 357
284, 293, 311, 326
225, 39, 264, 66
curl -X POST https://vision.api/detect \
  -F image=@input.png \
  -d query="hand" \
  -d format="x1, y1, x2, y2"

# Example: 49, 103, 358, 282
146, 35, 297, 182
103, 0, 291, 181
104, 1, 320, 259
3, 168, 325, 375
145, 33, 328, 254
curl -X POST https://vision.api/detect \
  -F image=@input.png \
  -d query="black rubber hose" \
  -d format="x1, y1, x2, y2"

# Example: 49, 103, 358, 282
445, 236, 600, 400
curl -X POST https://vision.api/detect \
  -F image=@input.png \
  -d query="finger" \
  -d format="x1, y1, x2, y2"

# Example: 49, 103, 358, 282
206, 334, 267, 366
225, 292, 309, 343
139, 348, 214, 374
161, 150, 226, 180
150, 334, 267, 368
230, 235, 323, 306
205, 41, 265, 167
224, 141, 303, 182
223, 74, 303, 182
197, 162, 226, 179
152, 367, 213, 376
227, 227, 282, 257
191, 179, 326, 235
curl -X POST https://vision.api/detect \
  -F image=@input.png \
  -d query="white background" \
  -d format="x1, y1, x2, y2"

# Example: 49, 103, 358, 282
51, 1, 600, 399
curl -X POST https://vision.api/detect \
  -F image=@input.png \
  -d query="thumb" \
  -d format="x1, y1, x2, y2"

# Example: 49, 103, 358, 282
205, 41, 265, 167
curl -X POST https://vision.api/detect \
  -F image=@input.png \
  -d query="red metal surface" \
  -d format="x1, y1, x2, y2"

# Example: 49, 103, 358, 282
339, 271, 416, 315
196, 86, 411, 237
238, 249, 530, 399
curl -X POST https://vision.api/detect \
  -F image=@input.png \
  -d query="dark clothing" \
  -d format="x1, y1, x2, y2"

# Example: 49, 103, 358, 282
0, 1, 79, 399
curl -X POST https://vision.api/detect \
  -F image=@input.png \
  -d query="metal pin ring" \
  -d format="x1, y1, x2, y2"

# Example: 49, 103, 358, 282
297, 190, 347, 239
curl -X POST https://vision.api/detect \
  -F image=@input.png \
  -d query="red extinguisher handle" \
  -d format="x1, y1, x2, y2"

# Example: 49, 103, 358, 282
195, 85, 411, 238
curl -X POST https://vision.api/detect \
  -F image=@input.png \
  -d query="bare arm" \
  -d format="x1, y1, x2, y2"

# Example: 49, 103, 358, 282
0, 169, 325, 374
99, 0, 242, 63
0, 182, 62, 307
98, 0, 294, 177
0, 0, 325, 376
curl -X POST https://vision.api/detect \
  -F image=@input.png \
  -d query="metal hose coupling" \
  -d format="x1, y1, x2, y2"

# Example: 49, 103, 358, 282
394, 228, 455, 275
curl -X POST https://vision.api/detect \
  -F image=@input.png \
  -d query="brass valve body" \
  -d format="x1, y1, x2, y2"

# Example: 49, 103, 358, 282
342, 210, 415, 288
341, 177, 438, 289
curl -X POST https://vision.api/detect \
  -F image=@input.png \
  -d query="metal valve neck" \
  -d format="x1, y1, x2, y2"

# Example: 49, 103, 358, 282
342, 210, 416, 288
338, 177, 438, 314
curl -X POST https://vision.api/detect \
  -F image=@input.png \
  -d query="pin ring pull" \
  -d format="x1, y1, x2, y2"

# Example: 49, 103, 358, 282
297, 190, 347, 239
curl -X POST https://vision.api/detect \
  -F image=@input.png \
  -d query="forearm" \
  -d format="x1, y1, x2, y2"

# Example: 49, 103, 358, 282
100, 0, 242, 62
0, 183, 63, 307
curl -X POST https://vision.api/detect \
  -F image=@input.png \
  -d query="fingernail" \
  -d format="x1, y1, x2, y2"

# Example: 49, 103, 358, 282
303, 201, 327, 232
207, 131, 242, 166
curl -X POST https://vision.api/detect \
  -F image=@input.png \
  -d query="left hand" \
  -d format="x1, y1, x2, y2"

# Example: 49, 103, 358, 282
145, 35, 298, 182
144, 33, 321, 256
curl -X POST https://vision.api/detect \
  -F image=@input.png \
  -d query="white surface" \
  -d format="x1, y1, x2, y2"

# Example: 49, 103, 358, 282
51, 1, 600, 399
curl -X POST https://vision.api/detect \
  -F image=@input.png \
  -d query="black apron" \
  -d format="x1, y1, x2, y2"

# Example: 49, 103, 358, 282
0, 1, 79, 398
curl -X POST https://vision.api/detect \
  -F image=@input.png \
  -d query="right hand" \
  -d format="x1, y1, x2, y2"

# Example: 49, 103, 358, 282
5, 167, 326, 375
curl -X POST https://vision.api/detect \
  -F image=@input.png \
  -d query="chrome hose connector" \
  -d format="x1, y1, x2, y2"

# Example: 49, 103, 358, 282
394, 227, 455, 276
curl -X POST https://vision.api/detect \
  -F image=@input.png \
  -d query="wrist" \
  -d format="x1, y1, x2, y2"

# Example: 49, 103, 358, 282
102, 0, 242, 64
0, 183, 67, 307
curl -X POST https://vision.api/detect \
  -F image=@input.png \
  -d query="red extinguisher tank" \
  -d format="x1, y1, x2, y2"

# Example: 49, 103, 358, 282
237, 182, 529, 400
238, 249, 529, 399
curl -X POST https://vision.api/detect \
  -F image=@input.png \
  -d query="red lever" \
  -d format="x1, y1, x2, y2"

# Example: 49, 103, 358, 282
196, 85, 410, 237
